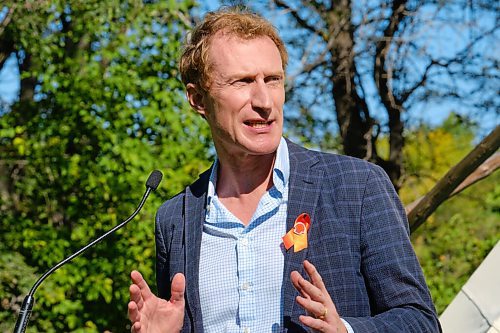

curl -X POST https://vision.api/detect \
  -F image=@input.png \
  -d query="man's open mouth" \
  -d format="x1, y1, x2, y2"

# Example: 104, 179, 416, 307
244, 120, 272, 128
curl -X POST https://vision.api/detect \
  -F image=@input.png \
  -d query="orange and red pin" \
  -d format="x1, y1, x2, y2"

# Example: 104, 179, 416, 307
282, 213, 311, 252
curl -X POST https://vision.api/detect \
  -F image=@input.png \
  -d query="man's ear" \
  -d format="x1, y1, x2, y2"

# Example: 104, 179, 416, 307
186, 83, 207, 119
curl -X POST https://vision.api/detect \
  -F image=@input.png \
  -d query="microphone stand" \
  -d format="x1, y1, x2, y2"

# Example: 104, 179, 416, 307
14, 170, 162, 333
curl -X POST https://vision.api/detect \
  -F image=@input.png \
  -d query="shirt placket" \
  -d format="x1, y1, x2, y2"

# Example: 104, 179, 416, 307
236, 230, 255, 333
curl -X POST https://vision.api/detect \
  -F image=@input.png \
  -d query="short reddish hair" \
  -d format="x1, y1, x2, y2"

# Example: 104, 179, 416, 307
180, 7, 288, 90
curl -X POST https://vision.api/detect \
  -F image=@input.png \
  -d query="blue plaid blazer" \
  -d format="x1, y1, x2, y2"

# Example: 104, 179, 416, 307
155, 140, 441, 332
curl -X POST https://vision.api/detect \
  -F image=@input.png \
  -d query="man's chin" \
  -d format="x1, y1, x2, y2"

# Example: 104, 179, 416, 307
247, 135, 281, 152
245, 141, 280, 156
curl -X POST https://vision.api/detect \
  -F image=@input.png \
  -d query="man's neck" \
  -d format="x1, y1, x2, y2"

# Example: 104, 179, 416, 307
215, 152, 276, 225
216, 152, 275, 198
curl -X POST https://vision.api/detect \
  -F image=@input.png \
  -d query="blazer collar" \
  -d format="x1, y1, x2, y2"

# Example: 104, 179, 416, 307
282, 139, 324, 319
184, 167, 211, 331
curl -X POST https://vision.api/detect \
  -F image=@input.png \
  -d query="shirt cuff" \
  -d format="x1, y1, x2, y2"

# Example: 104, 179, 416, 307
341, 318, 354, 333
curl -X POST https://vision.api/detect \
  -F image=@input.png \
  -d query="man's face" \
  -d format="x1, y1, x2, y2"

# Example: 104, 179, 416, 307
188, 33, 285, 160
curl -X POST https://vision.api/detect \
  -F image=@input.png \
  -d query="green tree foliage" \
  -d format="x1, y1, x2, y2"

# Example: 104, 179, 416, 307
401, 115, 476, 204
0, 1, 212, 331
398, 114, 500, 313
413, 177, 499, 314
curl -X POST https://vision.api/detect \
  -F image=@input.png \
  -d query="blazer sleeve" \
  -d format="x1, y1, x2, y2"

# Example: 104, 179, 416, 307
155, 202, 171, 300
343, 165, 441, 332
155, 191, 186, 300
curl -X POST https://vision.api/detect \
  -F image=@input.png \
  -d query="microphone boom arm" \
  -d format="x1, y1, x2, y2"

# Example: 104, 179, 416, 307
14, 170, 162, 333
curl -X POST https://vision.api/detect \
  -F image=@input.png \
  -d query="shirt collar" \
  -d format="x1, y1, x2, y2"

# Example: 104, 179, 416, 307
207, 137, 290, 201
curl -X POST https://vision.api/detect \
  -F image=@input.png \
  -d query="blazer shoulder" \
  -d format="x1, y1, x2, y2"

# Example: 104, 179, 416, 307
288, 139, 381, 178
157, 190, 184, 213
155, 190, 185, 231
317, 150, 376, 172
156, 166, 211, 226
317, 153, 387, 201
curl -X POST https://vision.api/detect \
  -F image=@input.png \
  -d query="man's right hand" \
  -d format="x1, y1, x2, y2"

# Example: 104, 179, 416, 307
128, 270, 185, 333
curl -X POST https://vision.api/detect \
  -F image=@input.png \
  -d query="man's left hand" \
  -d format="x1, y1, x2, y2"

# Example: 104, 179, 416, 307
291, 260, 347, 333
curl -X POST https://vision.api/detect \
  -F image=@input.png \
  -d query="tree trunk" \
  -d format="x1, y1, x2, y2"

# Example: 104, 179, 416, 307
373, 0, 408, 190
328, 1, 374, 161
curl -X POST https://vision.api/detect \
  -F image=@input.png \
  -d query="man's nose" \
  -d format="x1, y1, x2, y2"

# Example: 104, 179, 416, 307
251, 81, 272, 111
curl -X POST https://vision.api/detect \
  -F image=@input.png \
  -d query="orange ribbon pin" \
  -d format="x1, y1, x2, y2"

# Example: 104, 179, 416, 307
282, 213, 311, 252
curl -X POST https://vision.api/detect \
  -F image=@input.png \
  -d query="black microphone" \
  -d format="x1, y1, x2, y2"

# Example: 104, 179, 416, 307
13, 170, 163, 333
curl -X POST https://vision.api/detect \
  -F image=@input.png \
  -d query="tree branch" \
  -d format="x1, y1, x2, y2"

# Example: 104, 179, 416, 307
372, 0, 410, 188
302, 0, 327, 14
0, 4, 15, 36
400, 59, 434, 103
0, 5, 16, 70
374, 0, 408, 108
405, 152, 500, 214
285, 36, 334, 91
408, 125, 500, 232
273, 0, 326, 41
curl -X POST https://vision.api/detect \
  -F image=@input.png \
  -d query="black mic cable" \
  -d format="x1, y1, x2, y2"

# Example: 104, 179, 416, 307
13, 170, 163, 333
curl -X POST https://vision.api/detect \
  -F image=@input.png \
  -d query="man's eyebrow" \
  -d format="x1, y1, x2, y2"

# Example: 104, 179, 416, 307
226, 71, 254, 78
267, 71, 285, 77
226, 71, 285, 79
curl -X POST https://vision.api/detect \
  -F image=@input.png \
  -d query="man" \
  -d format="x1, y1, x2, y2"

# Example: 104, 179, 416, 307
128, 8, 441, 333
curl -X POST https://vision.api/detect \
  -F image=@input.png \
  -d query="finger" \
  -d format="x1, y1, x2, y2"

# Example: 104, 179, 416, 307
297, 273, 324, 302
129, 284, 144, 310
303, 260, 327, 292
290, 271, 309, 299
296, 295, 327, 318
303, 261, 342, 318
131, 270, 153, 299
131, 321, 142, 333
299, 315, 328, 332
170, 273, 186, 304
128, 301, 141, 323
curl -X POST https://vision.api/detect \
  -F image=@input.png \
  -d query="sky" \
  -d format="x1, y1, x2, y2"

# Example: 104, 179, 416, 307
0, 53, 18, 105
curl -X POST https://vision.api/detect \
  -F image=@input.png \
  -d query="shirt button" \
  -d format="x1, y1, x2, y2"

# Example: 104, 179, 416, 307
242, 282, 250, 290
240, 238, 249, 246
243, 328, 250, 333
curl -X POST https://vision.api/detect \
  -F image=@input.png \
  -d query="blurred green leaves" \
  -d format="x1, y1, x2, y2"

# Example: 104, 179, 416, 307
400, 114, 500, 314
1, 0, 208, 331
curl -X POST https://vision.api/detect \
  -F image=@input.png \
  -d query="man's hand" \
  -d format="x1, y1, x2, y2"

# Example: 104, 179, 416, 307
128, 270, 185, 333
291, 260, 347, 333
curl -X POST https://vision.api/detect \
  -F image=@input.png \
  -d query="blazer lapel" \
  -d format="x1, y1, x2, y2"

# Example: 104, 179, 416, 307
183, 168, 211, 332
282, 141, 324, 321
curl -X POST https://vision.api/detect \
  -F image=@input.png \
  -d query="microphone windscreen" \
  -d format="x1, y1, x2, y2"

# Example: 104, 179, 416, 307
146, 170, 163, 190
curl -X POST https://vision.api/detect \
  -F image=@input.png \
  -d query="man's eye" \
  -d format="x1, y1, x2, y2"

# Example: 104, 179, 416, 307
234, 78, 253, 84
266, 76, 283, 83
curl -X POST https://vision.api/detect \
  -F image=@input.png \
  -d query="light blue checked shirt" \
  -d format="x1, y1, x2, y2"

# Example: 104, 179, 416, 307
199, 137, 289, 333
199, 137, 354, 333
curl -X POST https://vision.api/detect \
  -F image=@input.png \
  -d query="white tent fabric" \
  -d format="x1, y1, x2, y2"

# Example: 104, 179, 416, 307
439, 241, 500, 333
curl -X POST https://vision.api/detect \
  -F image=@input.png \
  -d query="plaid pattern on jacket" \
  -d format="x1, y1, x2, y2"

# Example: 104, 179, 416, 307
155, 139, 441, 332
